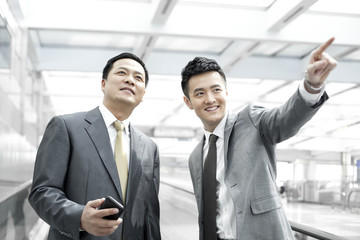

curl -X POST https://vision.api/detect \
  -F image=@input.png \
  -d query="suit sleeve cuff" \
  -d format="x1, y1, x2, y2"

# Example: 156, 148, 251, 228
299, 79, 326, 106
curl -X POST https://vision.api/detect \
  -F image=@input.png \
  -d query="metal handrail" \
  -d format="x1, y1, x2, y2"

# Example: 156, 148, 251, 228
289, 221, 348, 240
0, 179, 32, 204
160, 180, 349, 240
0, 180, 350, 239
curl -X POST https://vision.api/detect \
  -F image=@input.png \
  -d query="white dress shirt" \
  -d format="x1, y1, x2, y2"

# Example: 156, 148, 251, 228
202, 81, 325, 239
204, 114, 236, 239
99, 104, 130, 165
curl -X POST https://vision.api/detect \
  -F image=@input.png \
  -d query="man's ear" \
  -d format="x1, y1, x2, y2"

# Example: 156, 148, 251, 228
183, 96, 193, 110
101, 79, 106, 92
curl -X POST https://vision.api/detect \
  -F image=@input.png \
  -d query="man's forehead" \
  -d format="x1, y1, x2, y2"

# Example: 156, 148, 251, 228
113, 58, 145, 74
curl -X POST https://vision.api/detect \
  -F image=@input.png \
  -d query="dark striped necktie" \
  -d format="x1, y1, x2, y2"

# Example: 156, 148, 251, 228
203, 134, 218, 240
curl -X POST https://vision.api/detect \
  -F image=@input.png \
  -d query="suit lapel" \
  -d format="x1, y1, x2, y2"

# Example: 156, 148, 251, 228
84, 107, 122, 200
193, 137, 205, 209
125, 124, 145, 203
223, 113, 237, 170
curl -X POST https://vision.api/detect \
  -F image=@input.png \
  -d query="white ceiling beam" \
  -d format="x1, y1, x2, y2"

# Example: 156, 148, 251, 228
134, 0, 179, 62
133, 35, 158, 62
298, 42, 358, 74
151, 0, 179, 24
333, 47, 360, 60
266, 0, 319, 32
219, 41, 262, 72
35, 47, 360, 84
26, 2, 360, 47
28, 17, 360, 48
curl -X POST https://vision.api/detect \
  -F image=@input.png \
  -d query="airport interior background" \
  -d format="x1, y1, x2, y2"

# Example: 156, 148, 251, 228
1, 0, 360, 239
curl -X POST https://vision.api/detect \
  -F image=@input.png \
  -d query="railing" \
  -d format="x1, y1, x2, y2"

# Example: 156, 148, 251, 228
290, 221, 348, 240
160, 181, 349, 240
0, 179, 35, 240
1, 180, 351, 240
0, 179, 32, 203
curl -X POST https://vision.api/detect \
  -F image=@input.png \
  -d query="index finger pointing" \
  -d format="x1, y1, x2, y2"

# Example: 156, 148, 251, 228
314, 37, 335, 56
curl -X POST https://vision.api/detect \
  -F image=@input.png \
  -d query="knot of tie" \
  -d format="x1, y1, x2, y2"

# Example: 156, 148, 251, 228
209, 134, 218, 143
114, 121, 125, 132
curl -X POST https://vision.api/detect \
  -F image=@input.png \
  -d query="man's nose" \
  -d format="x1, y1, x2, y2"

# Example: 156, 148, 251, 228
124, 76, 135, 86
205, 93, 215, 103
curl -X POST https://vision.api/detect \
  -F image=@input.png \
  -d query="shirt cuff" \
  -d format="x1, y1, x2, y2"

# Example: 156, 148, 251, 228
299, 79, 326, 106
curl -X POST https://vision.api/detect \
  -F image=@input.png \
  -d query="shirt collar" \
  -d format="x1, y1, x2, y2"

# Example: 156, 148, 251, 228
99, 104, 130, 134
203, 112, 228, 141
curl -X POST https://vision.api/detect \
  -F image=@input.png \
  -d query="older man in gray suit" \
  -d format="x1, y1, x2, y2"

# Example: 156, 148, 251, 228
181, 38, 337, 240
29, 53, 161, 239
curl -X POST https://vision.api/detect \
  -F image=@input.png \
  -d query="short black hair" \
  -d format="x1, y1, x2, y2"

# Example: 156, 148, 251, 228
181, 56, 226, 98
102, 52, 149, 87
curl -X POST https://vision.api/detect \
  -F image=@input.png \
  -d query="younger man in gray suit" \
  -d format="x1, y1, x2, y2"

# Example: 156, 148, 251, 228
29, 53, 161, 240
181, 38, 337, 240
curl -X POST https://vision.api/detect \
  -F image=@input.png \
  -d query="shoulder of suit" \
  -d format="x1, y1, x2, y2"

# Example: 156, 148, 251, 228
61, 111, 87, 119
130, 126, 157, 145
49, 109, 95, 128
230, 104, 268, 129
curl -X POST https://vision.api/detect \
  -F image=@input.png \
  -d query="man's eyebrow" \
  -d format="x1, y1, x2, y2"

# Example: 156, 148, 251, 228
210, 84, 222, 89
192, 84, 222, 94
114, 66, 144, 77
193, 87, 205, 93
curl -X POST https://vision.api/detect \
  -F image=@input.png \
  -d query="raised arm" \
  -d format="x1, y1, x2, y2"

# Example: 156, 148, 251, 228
305, 37, 338, 93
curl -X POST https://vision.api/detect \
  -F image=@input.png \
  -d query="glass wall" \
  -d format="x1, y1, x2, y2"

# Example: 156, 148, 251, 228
0, 12, 38, 240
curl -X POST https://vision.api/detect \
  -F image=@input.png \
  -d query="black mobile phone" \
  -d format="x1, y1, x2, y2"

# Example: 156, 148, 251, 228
99, 196, 124, 220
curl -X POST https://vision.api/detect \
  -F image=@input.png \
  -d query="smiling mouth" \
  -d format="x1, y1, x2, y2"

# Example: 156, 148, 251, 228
120, 87, 135, 95
205, 106, 219, 112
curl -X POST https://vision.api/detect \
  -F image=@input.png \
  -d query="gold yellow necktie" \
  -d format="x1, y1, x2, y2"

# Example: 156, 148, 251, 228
114, 121, 128, 201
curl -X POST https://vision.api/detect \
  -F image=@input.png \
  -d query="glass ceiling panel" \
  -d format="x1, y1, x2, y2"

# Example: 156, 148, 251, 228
37, 30, 137, 48
343, 49, 360, 60
276, 44, 316, 58
155, 36, 230, 54
100, 0, 150, 2
309, 0, 360, 15
179, 0, 275, 9
325, 45, 356, 59
252, 42, 288, 56
226, 78, 286, 102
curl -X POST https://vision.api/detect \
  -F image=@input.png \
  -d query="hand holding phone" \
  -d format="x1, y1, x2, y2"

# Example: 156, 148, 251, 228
99, 196, 124, 220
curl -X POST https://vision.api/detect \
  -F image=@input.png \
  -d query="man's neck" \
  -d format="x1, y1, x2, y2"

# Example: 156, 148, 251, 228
103, 102, 133, 121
